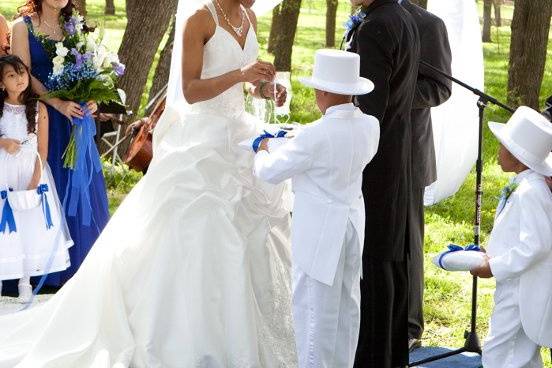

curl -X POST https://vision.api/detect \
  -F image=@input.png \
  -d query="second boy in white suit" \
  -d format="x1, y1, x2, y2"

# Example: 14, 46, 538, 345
252, 50, 380, 368
471, 106, 552, 368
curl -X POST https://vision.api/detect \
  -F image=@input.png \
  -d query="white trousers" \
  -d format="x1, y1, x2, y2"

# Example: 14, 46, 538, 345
292, 221, 361, 368
483, 278, 543, 368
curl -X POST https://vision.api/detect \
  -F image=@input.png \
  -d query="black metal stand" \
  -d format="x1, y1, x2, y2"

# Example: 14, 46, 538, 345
409, 61, 514, 367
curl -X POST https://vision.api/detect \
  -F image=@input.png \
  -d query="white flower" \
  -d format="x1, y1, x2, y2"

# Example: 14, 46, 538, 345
75, 15, 84, 32
86, 33, 97, 53
76, 42, 84, 51
107, 52, 120, 64
55, 42, 69, 57
101, 51, 119, 69
94, 45, 108, 70
52, 55, 65, 76
53, 55, 65, 67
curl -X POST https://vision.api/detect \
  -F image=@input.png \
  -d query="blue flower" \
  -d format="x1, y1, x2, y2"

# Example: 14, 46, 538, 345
344, 9, 367, 36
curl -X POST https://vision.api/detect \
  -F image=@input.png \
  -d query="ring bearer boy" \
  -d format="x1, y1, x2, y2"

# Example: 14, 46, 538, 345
251, 49, 380, 368
470, 106, 552, 368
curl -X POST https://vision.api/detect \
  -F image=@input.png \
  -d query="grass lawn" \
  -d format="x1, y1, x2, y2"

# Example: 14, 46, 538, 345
2, 0, 551, 364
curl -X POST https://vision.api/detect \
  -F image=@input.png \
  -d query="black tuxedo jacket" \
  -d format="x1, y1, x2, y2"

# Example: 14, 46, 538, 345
402, 0, 452, 189
347, 0, 420, 261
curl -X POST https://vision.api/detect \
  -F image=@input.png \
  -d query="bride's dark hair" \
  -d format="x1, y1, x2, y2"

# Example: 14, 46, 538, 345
17, 0, 94, 33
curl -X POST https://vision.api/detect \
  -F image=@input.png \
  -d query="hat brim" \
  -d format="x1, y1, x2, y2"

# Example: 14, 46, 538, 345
298, 76, 374, 96
488, 121, 552, 176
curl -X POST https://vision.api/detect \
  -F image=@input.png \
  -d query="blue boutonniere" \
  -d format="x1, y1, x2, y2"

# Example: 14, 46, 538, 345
500, 182, 519, 201
344, 9, 367, 36
496, 182, 519, 215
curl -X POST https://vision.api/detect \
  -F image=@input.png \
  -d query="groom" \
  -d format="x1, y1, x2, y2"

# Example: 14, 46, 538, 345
345, 0, 420, 367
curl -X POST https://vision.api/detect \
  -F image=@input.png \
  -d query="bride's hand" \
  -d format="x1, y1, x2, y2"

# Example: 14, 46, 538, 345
261, 83, 287, 107
240, 60, 275, 83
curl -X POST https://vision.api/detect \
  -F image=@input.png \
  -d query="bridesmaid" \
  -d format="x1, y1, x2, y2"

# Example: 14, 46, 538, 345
10, 0, 109, 287
0, 13, 8, 56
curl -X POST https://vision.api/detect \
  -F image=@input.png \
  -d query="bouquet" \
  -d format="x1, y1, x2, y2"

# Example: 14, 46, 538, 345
42, 13, 125, 170
37, 12, 124, 225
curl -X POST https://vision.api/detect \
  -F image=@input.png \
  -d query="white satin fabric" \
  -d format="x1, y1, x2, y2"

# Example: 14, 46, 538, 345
0, 3, 297, 367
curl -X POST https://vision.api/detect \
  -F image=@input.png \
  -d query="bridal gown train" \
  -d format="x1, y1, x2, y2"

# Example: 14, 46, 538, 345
0, 5, 297, 367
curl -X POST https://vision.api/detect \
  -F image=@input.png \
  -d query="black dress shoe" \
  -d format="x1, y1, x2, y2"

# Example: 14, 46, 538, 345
408, 337, 422, 352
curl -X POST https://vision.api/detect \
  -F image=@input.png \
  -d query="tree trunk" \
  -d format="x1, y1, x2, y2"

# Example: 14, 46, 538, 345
272, 0, 302, 71
325, 0, 338, 48
147, 20, 175, 111
493, 0, 502, 27
73, 0, 87, 16
482, 0, 492, 42
268, 6, 282, 54
105, 0, 116, 15
507, 0, 552, 108
117, 0, 177, 117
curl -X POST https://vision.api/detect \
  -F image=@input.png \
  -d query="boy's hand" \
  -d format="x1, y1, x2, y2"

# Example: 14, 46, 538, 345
546, 176, 552, 191
3, 138, 21, 155
258, 138, 269, 152
470, 254, 493, 278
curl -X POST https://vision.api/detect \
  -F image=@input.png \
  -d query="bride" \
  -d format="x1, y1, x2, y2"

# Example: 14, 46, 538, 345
0, 0, 298, 366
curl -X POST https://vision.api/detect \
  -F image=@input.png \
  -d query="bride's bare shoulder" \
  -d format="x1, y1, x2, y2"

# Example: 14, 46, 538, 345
184, 6, 216, 40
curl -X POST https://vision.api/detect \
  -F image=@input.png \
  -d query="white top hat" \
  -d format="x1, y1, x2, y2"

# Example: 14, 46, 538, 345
299, 49, 374, 96
488, 106, 552, 176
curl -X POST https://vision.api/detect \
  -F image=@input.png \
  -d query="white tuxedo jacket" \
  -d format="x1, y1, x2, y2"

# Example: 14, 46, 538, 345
254, 103, 380, 286
488, 170, 552, 347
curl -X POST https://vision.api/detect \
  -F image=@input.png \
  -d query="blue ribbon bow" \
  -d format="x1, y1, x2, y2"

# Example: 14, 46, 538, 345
437, 243, 481, 270
37, 184, 54, 230
252, 130, 287, 153
0, 189, 17, 233
63, 104, 102, 226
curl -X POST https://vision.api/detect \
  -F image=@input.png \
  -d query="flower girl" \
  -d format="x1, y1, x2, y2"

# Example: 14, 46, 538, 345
0, 55, 72, 302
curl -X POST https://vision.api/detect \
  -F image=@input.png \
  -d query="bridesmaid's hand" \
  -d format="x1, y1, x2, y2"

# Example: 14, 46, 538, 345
56, 100, 84, 120
86, 101, 98, 115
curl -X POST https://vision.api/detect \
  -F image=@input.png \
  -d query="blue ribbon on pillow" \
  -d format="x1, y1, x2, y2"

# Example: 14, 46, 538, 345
0, 189, 16, 233
252, 130, 287, 153
437, 243, 481, 270
37, 184, 54, 230
63, 104, 102, 227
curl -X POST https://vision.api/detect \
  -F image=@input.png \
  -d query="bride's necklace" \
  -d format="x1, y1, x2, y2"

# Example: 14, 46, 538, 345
215, 0, 245, 37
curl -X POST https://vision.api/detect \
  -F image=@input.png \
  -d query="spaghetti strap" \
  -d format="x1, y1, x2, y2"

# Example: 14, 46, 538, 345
205, 1, 219, 26
22, 15, 34, 33
242, 5, 252, 25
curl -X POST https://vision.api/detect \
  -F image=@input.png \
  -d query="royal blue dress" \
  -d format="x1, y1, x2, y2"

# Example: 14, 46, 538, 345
22, 16, 109, 287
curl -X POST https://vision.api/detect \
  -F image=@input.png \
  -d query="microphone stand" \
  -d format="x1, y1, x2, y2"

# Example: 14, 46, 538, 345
409, 61, 514, 367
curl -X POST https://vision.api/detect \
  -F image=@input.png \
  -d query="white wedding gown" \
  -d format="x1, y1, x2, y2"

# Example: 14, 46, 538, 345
0, 5, 297, 367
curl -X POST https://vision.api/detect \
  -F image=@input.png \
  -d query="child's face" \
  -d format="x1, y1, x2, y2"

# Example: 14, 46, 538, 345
498, 144, 527, 173
315, 89, 327, 113
0, 65, 29, 95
